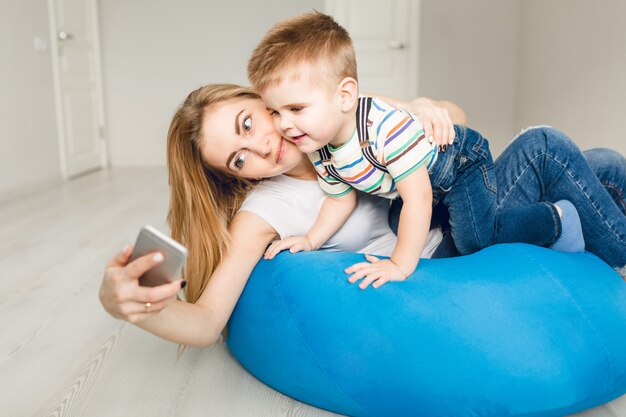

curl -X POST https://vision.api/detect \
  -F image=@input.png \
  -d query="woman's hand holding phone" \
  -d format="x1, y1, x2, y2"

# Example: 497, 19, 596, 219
99, 244, 185, 324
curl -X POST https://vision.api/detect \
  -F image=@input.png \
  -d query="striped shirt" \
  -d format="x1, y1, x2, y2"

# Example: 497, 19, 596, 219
307, 96, 437, 199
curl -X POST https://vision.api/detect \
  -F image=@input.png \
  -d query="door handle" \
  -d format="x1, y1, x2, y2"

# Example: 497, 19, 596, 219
387, 40, 406, 49
58, 31, 74, 41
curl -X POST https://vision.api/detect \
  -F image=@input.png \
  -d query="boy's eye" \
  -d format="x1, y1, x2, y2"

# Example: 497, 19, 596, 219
234, 153, 246, 169
268, 109, 279, 117
290, 106, 303, 112
242, 116, 252, 132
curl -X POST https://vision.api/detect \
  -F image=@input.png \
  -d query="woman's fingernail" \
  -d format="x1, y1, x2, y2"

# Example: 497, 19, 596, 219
153, 253, 164, 262
121, 244, 130, 254
181, 280, 187, 289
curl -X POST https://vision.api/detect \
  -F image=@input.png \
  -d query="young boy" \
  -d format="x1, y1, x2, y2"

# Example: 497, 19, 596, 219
248, 12, 584, 288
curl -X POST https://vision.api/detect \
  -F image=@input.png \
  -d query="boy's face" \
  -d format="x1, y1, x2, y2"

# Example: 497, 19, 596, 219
260, 62, 348, 154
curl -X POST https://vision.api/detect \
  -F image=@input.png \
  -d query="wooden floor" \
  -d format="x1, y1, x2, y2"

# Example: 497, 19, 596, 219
1, 167, 625, 417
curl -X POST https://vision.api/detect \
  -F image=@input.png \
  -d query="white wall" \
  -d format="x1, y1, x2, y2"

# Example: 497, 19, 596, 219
2, 1, 624, 199
0, 0, 60, 199
99, 0, 323, 166
418, 0, 626, 156
417, 0, 522, 156
517, 0, 626, 155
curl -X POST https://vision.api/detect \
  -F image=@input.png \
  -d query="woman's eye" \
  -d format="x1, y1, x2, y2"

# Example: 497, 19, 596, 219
242, 116, 252, 132
234, 153, 246, 169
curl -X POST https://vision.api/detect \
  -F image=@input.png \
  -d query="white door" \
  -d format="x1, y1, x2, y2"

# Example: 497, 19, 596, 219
48, 0, 106, 179
324, 0, 420, 100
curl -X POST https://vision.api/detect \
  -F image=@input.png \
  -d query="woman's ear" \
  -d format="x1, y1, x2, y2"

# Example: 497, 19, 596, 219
336, 77, 358, 112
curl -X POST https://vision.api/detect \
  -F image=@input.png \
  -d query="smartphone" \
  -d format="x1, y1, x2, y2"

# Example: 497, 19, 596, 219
129, 225, 188, 287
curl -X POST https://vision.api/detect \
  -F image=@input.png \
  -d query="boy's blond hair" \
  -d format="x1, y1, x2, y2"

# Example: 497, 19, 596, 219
248, 11, 357, 92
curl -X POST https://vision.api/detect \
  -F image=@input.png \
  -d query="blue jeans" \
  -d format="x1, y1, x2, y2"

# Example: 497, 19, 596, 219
389, 125, 497, 255
425, 127, 626, 273
585, 148, 626, 216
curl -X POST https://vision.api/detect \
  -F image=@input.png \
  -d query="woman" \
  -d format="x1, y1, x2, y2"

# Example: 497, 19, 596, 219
100, 84, 626, 347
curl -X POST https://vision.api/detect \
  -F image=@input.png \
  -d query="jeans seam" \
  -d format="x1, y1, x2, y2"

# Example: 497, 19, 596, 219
440, 127, 465, 186
458, 174, 482, 251
603, 182, 626, 212
555, 159, 626, 248
480, 164, 497, 193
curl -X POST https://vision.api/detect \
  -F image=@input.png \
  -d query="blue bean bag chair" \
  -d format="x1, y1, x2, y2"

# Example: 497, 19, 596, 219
227, 244, 626, 417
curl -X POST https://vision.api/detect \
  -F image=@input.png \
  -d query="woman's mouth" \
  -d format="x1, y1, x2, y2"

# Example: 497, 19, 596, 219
276, 138, 285, 163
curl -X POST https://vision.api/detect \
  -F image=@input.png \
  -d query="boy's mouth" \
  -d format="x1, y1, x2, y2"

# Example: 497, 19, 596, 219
290, 134, 306, 144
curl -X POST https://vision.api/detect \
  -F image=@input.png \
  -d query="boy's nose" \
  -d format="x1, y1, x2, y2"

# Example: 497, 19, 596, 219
278, 116, 293, 132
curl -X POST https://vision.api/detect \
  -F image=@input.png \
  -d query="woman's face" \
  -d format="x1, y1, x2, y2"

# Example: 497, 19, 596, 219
200, 97, 306, 179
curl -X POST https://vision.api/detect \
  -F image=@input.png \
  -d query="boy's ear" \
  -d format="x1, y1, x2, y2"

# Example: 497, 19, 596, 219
336, 77, 358, 112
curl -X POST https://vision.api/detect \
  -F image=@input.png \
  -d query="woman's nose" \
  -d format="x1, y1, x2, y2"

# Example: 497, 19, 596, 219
251, 136, 271, 157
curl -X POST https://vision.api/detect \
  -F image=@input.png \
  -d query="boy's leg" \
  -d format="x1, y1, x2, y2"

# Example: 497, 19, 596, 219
436, 126, 497, 255
584, 148, 626, 215
495, 127, 626, 273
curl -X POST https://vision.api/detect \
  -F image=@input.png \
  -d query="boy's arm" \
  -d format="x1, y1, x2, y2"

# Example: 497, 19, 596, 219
308, 190, 357, 249
264, 190, 357, 259
389, 166, 432, 275
345, 166, 431, 289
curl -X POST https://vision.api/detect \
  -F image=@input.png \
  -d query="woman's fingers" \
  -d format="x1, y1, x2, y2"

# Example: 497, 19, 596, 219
106, 244, 133, 268
433, 113, 444, 147
420, 108, 455, 150
421, 114, 434, 142
123, 251, 164, 282
134, 279, 182, 304
445, 110, 455, 144
101, 248, 182, 323
125, 307, 171, 324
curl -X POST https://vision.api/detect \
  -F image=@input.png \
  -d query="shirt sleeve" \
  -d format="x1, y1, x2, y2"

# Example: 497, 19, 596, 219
306, 152, 353, 197
377, 107, 436, 182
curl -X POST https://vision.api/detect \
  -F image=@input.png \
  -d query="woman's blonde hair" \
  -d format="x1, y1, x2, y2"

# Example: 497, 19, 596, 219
167, 84, 259, 306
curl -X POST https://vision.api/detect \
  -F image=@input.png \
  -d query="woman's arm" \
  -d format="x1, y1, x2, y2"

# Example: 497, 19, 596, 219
405, 97, 467, 126
370, 94, 467, 125
99, 211, 277, 347
367, 93, 467, 150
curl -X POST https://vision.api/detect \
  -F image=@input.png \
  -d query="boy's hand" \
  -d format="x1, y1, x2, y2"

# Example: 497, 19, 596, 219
264, 236, 313, 260
345, 254, 408, 289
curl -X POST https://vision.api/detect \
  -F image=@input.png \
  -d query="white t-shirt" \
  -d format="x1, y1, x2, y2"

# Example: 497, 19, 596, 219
239, 175, 442, 258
